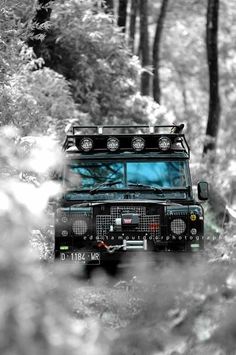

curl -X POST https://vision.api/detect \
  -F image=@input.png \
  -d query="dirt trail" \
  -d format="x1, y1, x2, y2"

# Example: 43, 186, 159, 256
71, 238, 236, 354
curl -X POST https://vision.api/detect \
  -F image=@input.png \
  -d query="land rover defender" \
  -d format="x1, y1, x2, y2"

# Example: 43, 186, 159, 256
54, 125, 208, 265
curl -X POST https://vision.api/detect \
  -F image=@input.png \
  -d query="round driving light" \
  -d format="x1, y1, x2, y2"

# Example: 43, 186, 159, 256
80, 138, 93, 152
158, 137, 171, 151
190, 228, 197, 235
170, 218, 186, 235
107, 137, 119, 151
72, 219, 88, 235
61, 230, 69, 237
61, 216, 68, 223
132, 137, 145, 151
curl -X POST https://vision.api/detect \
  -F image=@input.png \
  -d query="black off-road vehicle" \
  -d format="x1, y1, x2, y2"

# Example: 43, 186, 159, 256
54, 125, 208, 265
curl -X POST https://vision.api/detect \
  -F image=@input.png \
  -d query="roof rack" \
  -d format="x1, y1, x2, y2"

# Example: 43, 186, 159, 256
63, 124, 190, 156
71, 124, 185, 135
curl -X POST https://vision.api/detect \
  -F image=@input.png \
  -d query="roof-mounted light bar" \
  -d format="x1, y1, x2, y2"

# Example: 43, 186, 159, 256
63, 124, 190, 156
64, 135, 189, 154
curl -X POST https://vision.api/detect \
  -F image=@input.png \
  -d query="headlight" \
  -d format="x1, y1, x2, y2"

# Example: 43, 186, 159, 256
158, 137, 171, 151
72, 219, 88, 235
132, 137, 145, 151
170, 218, 186, 235
80, 138, 93, 152
107, 137, 119, 151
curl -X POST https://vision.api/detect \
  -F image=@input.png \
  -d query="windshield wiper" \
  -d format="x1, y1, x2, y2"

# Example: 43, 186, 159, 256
128, 183, 163, 194
65, 188, 85, 193
89, 180, 122, 194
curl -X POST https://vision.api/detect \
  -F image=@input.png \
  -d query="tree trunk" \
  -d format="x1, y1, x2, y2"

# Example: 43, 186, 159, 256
129, 0, 138, 52
203, 0, 220, 155
117, 0, 128, 32
28, 0, 53, 56
103, 0, 114, 14
140, 0, 150, 96
152, 0, 169, 104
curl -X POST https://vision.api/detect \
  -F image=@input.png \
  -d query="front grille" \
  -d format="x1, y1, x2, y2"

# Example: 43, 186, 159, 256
140, 215, 160, 233
96, 215, 112, 238
96, 206, 160, 238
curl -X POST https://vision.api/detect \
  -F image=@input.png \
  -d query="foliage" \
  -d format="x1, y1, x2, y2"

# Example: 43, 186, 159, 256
0, 127, 112, 355
34, 0, 166, 125
0, 0, 168, 138
2, 62, 79, 138
0, 0, 36, 75
0, 1, 80, 140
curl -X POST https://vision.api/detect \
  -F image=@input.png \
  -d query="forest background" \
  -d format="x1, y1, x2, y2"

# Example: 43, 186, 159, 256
0, 1, 236, 354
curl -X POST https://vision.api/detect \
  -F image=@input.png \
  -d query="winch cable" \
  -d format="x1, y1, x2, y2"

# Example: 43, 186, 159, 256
97, 240, 123, 254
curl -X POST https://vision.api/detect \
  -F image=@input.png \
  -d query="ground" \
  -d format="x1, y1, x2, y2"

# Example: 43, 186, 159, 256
60, 228, 236, 355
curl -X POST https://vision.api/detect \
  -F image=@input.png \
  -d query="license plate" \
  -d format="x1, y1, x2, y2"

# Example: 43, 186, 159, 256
60, 252, 100, 264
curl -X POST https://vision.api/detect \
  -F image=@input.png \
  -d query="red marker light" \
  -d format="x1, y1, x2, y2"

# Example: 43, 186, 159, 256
149, 223, 160, 231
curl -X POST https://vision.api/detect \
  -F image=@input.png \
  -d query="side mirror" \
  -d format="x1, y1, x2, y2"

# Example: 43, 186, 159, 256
198, 181, 209, 201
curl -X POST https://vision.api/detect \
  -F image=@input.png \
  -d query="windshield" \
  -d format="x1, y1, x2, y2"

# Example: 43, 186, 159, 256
127, 161, 187, 187
65, 160, 189, 190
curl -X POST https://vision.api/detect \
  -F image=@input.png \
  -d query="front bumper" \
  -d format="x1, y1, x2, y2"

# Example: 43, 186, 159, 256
55, 235, 204, 263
